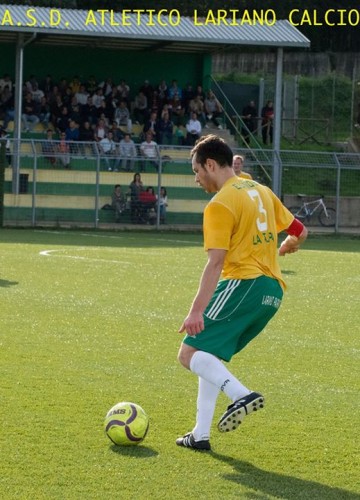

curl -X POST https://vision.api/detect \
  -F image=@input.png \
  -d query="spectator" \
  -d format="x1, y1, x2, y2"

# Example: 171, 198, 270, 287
143, 111, 160, 141
111, 184, 126, 222
57, 131, 71, 169
114, 100, 132, 132
81, 96, 98, 125
92, 88, 105, 109
56, 106, 70, 133
109, 121, 123, 143
40, 75, 54, 96
204, 90, 223, 129
139, 186, 157, 224
117, 79, 130, 103
185, 112, 202, 146
99, 131, 118, 171
0, 74, 13, 93
86, 75, 98, 95
158, 111, 173, 145
39, 96, 51, 129
139, 80, 154, 102
232, 154, 253, 179
241, 100, 258, 145
157, 186, 168, 224
94, 118, 108, 143
128, 172, 144, 223
261, 100, 274, 145
182, 83, 195, 112
21, 92, 40, 132
79, 121, 95, 155
133, 91, 148, 124
42, 129, 57, 166
75, 84, 89, 106
168, 79, 182, 100
31, 83, 44, 103
119, 133, 137, 172
0, 126, 11, 166
189, 95, 206, 125
139, 132, 159, 171
65, 120, 80, 153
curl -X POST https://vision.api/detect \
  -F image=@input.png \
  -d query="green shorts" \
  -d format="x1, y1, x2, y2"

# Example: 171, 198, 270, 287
183, 275, 283, 362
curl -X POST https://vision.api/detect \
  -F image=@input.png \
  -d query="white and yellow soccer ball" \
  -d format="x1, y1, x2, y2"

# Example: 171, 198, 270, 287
104, 402, 149, 446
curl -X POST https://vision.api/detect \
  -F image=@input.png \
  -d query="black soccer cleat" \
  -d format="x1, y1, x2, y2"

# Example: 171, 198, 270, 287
218, 391, 265, 433
176, 432, 211, 451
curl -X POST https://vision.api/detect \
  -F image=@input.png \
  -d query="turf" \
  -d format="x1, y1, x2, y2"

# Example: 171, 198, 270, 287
0, 229, 359, 499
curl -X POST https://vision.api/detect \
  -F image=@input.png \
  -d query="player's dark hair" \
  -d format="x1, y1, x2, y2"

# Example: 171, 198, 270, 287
190, 134, 233, 169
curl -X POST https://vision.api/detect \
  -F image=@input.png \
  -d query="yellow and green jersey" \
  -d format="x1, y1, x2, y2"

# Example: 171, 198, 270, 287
203, 177, 294, 289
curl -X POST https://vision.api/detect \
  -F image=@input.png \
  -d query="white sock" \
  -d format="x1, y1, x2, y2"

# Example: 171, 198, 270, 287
189, 350, 250, 403
192, 377, 219, 441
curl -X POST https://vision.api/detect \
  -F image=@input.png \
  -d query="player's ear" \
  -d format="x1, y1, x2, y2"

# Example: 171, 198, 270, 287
206, 159, 216, 172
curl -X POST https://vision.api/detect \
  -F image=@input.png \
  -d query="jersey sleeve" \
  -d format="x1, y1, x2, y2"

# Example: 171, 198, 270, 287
203, 202, 234, 251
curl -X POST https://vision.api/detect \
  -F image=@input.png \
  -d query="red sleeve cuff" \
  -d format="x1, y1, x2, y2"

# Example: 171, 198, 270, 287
286, 217, 305, 237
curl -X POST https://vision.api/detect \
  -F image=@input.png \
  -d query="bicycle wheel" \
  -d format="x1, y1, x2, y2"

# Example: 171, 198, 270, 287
318, 208, 336, 227
289, 206, 306, 220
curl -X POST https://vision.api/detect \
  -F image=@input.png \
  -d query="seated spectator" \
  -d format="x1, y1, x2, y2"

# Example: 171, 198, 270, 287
185, 112, 202, 146
117, 79, 130, 103
133, 91, 148, 124
21, 92, 40, 132
139, 80, 154, 102
182, 83, 195, 113
119, 133, 137, 172
114, 100, 132, 132
109, 121, 123, 143
188, 95, 206, 125
169, 95, 186, 126
168, 79, 182, 100
75, 84, 89, 106
232, 154, 253, 179
143, 111, 160, 141
38, 96, 51, 129
92, 87, 105, 108
0, 126, 11, 166
111, 184, 126, 222
128, 172, 144, 223
99, 131, 118, 171
42, 129, 57, 166
158, 111, 173, 145
139, 132, 159, 171
81, 96, 98, 125
204, 90, 223, 129
86, 75, 98, 95
65, 120, 80, 153
94, 118, 108, 143
31, 83, 45, 103
139, 186, 157, 224
79, 121, 95, 155
56, 106, 70, 133
157, 80, 168, 107
56, 131, 71, 169
157, 186, 168, 224
0, 74, 13, 93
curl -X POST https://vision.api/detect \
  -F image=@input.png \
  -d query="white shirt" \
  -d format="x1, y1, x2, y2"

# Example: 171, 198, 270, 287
186, 119, 202, 135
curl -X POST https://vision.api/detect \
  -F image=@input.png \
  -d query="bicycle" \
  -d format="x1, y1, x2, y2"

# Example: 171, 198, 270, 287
289, 195, 336, 227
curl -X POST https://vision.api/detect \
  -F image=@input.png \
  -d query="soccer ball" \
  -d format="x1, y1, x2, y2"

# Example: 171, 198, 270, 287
104, 402, 149, 446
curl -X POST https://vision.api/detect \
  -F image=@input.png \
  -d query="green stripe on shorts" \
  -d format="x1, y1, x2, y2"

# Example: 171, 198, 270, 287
183, 275, 283, 362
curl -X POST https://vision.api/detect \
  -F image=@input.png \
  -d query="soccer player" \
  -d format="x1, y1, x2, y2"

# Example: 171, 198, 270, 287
176, 134, 307, 451
232, 154, 252, 179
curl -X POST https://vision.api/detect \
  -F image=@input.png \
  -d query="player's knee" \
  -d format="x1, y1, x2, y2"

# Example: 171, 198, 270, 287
177, 345, 195, 370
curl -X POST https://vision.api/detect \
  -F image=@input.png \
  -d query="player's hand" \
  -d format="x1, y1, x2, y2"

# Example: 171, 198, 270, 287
178, 312, 204, 336
279, 236, 300, 256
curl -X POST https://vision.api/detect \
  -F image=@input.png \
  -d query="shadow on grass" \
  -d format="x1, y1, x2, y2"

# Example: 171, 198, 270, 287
211, 452, 359, 499
281, 270, 297, 275
0, 279, 19, 287
110, 444, 159, 458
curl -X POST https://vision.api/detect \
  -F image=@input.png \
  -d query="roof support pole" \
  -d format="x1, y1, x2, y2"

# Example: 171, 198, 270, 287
272, 46, 283, 196
12, 33, 24, 194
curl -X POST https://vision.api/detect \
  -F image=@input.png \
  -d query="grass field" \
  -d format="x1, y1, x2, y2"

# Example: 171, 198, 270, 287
0, 229, 359, 500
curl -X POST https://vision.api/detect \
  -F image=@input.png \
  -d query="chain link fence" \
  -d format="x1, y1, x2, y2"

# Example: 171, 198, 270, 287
2, 139, 360, 232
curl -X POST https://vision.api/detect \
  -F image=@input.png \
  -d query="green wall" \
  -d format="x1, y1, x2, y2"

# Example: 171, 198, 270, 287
0, 43, 207, 95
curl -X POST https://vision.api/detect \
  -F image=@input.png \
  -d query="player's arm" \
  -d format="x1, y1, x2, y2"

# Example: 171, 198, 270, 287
279, 218, 308, 256
179, 248, 226, 336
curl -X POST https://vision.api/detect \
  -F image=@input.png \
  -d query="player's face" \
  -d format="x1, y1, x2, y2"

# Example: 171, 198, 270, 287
192, 158, 217, 193
232, 158, 242, 175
